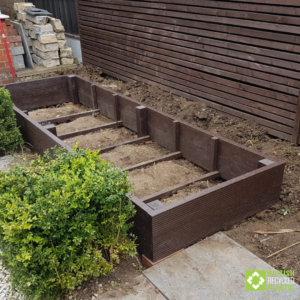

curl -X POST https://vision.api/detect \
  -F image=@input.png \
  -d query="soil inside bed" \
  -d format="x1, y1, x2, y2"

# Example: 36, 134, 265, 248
29, 102, 90, 121
56, 114, 111, 134
101, 142, 170, 169
161, 179, 223, 204
65, 127, 136, 150
128, 159, 206, 198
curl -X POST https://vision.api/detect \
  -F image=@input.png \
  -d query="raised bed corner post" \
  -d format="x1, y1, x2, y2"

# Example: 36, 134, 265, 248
210, 137, 219, 171
172, 120, 180, 152
136, 106, 148, 137
91, 84, 98, 109
292, 91, 300, 144
113, 94, 121, 121
68, 75, 79, 104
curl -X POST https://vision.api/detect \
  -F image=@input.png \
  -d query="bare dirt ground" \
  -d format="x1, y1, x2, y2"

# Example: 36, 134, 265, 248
65, 255, 145, 300
65, 127, 136, 150
20, 65, 300, 288
29, 102, 90, 121
128, 159, 205, 198
101, 142, 169, 169
161, 179, 222, 204
56, 114, 111, 134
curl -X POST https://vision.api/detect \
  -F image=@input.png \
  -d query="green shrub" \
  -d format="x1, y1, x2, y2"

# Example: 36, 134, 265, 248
0, 87, 23, 154
0, 147, 136, 299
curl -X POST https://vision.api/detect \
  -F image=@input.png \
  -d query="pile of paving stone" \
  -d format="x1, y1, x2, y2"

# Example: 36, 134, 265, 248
14, 2, 74, 68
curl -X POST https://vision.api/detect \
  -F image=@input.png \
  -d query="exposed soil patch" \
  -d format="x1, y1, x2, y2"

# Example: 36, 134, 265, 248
56, 114, 111, 134
161, 180, 222, 204
65, 127, 136, 150
101, 142, 169, 169
226, 212, 300, 283
129, 159, 206, 198
64, 255, 144, 300
29, 102, 89, 121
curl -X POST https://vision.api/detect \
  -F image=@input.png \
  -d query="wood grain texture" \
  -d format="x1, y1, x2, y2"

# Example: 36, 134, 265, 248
77, 0, 300, 143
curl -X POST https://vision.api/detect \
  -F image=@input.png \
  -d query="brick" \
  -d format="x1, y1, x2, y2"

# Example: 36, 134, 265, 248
10, 42, 23, 47
0, 67, 11, 74
8, 36, 22, 43
0, 55, 9, 62
10, 46, 25, 56
26, 14, 48, 25
32, 54, 60, 68
60, 47, 73, 58
33, 40, 58, 52
37, 34, 57, 44
34, 24, 53, 34
61, 57, 74, 65
49, 18, 65, 32
0, 78, 14, 85
7, 29, 18, 36
32, 47, 59, 60
0, 72, 12, 79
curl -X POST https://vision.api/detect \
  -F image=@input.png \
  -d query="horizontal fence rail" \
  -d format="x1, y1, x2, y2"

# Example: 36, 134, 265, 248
77, 0, 300, 143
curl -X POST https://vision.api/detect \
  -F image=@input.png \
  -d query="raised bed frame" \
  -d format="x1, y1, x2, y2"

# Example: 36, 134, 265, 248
6, 76, 285, 262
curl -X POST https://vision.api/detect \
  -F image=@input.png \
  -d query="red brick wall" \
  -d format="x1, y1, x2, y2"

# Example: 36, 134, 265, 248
0, 19, 14, 85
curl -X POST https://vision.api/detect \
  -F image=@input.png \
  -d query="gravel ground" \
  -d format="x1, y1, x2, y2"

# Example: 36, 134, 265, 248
0, 258, 23, 300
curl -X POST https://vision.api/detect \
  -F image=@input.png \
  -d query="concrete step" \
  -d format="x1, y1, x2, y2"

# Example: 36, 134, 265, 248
144, 232, 300, 300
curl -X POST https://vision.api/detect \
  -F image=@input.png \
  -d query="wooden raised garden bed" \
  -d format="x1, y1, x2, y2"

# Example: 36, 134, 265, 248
6, 76, 285, 263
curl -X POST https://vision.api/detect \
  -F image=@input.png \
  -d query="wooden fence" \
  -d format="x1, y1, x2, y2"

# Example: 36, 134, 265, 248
77, 0, 300, 144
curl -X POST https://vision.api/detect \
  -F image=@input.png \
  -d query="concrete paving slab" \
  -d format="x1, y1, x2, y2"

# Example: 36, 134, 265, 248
144, 232, 300, 300
98, 275, 166, 300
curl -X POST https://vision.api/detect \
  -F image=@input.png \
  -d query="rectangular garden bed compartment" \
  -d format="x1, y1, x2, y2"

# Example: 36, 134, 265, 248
5, 76, 285, 263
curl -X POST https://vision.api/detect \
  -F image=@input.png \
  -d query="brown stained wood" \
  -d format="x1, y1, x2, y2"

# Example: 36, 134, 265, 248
113, 94, 120, 121
123, 151, 182, 172
68, 75, 79, 104
44, 124, 57, 136
292, 93, 300, 144
100, 135, 151, 153
136, 106, 148, 137
85, 62, 292, 144
58, 121, 122, 140
77, 1, 300, 143
82, 37, 297, 105
82, 45, 295, 125
83, 55, 293, 135
91, 84, 98, 109
172, 121, 180, 152
11, 76, 286, 262
79, 3, 300, 48
140, 171, 220, 204
39, 109, 100, 125
13, 106, 71, 155
210, 137, 219, 172
79, 11, 300, 66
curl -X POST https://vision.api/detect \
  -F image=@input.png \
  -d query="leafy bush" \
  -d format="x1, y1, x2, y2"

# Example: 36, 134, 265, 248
0, 87, 23, 154
0, 148, 136, 299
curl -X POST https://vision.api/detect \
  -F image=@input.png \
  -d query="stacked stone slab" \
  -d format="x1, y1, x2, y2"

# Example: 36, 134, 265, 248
14, 2, 74, 68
